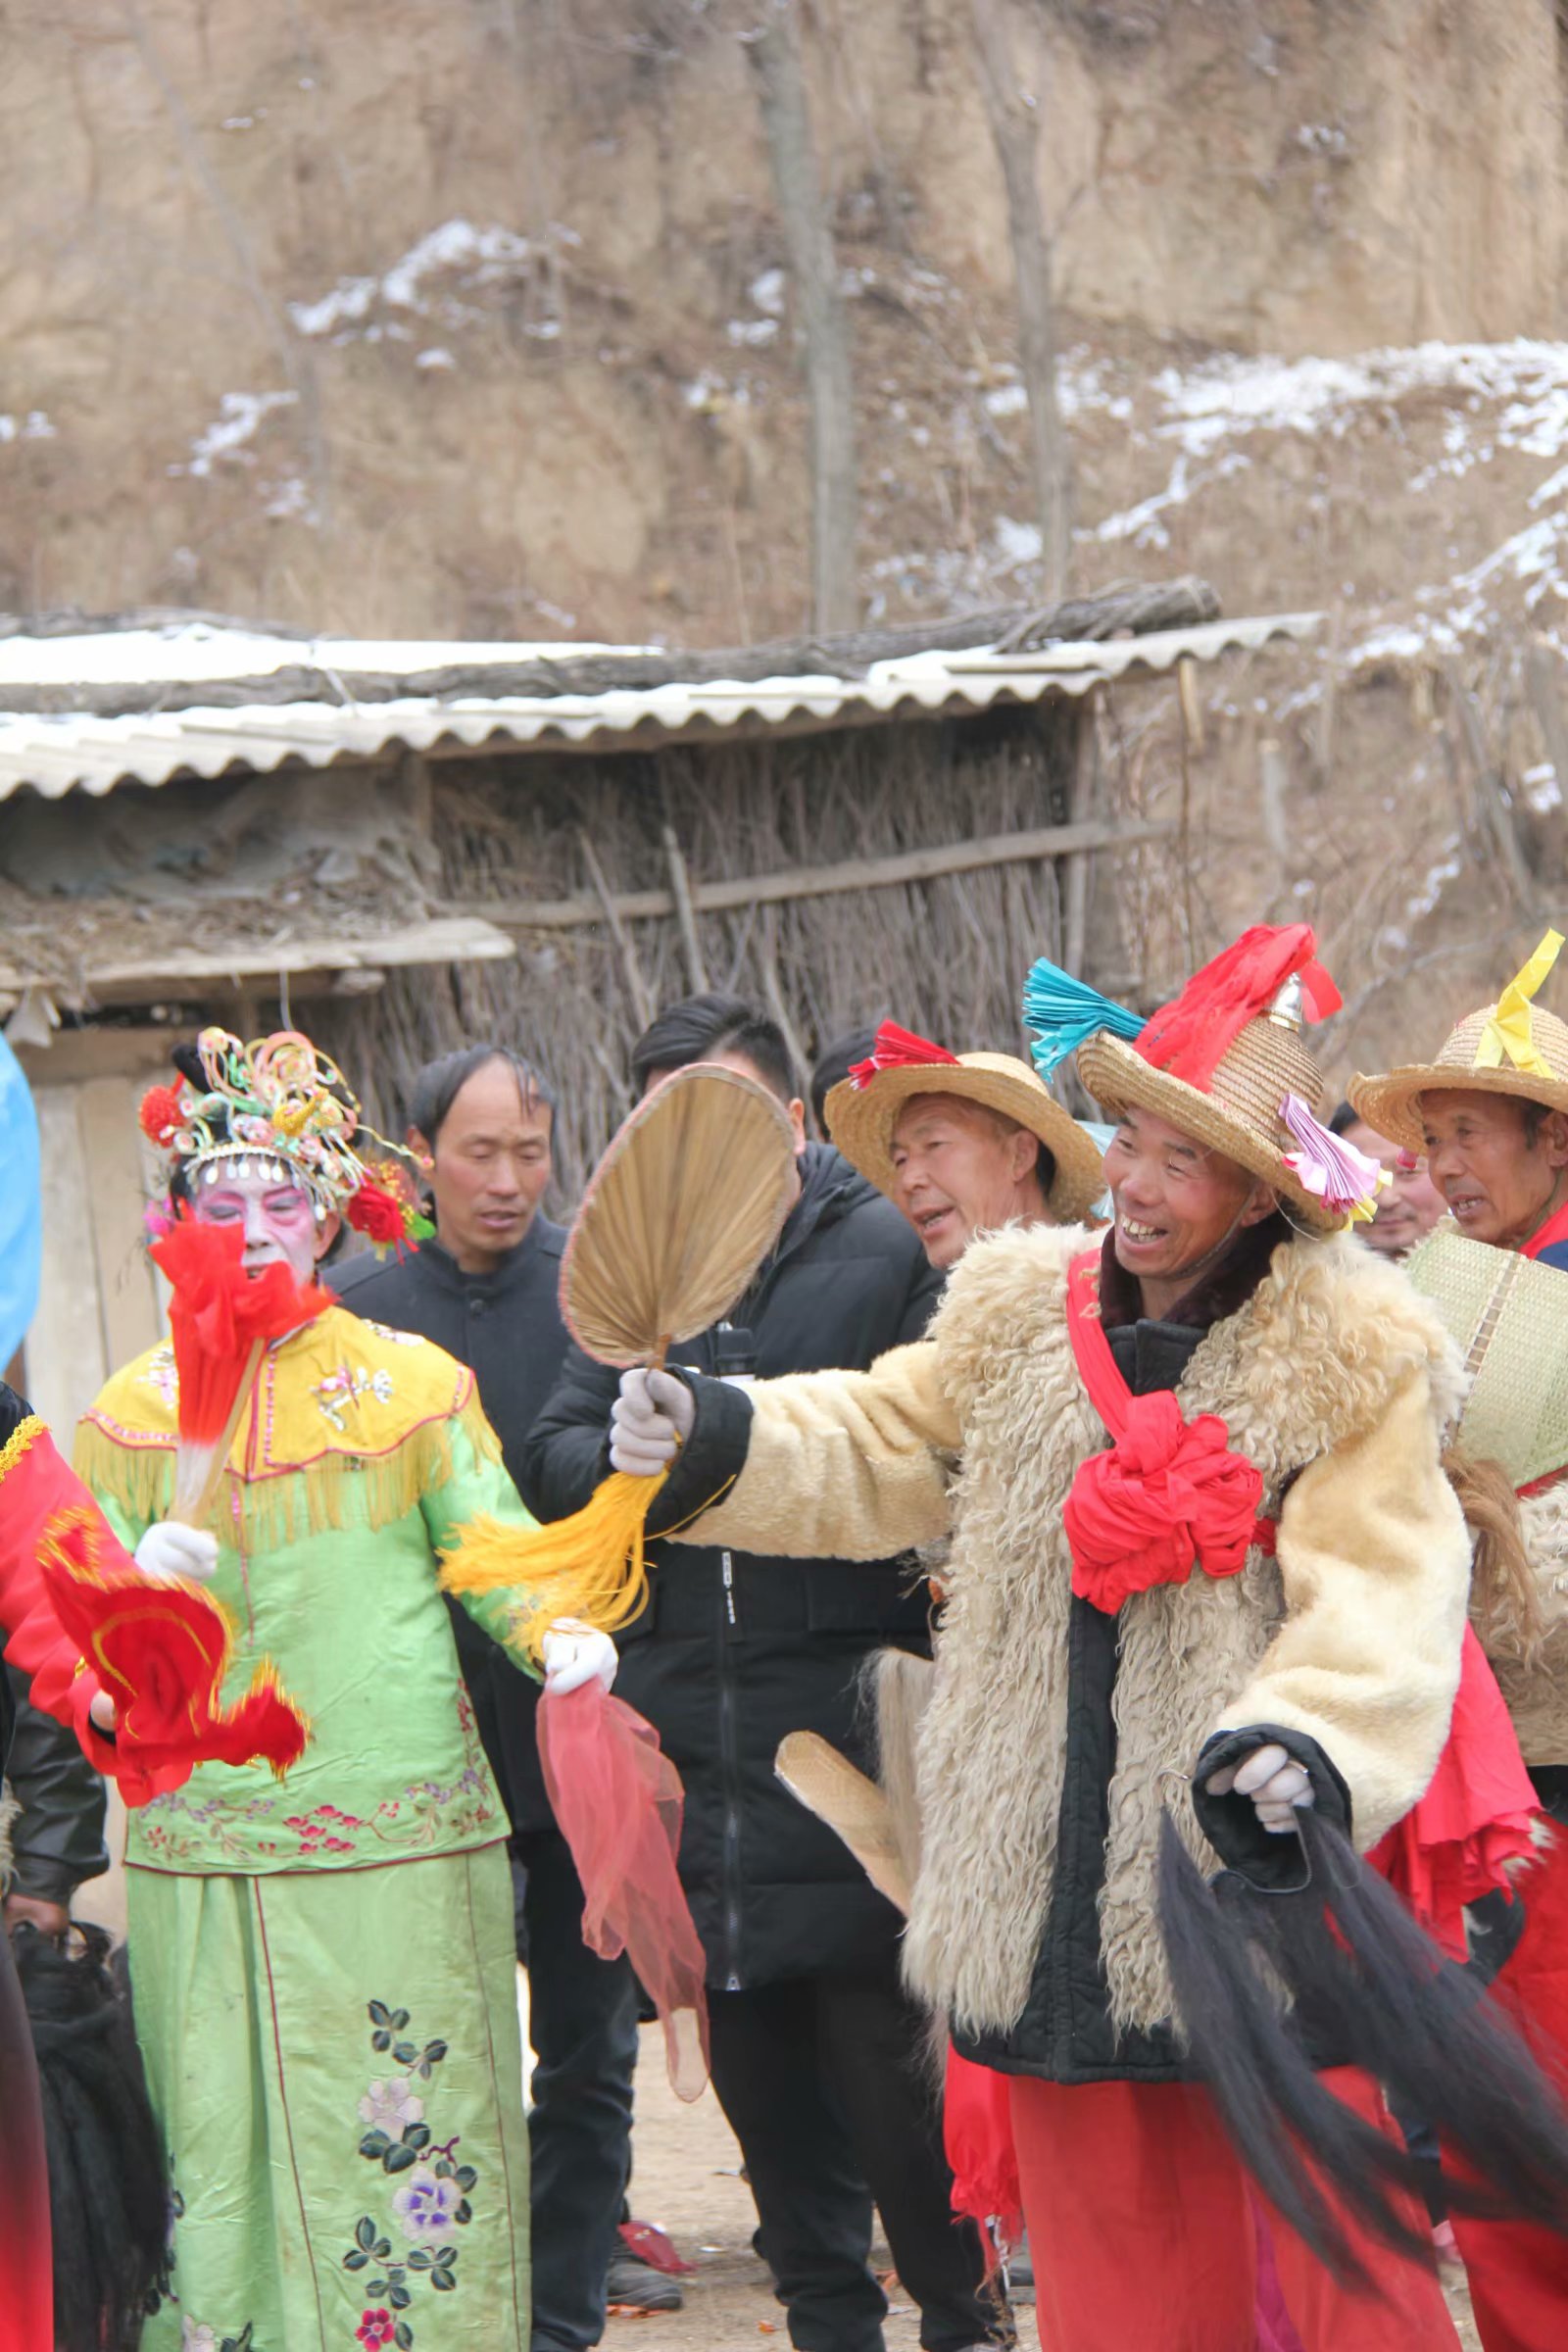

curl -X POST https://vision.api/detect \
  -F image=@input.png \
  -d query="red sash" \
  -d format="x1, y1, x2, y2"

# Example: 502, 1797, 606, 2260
1062, 1249, 1272, 1615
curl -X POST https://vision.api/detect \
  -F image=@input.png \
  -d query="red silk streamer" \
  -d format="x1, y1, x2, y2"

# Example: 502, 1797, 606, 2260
0, 1422, 118, 1771
537, 1682, 710, 2101
1135, 923, 1344, 1090
1063, 1250, 1264, 1615
944, 2047, 1023, 2273
848, 1021, 960, 1092
149, 1217, 332, 1447
1368, 1626, 1541, 1959
36, 1497, 309, 1804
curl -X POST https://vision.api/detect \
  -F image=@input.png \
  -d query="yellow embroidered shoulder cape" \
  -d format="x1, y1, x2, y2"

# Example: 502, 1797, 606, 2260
77, 1307, 542, 1877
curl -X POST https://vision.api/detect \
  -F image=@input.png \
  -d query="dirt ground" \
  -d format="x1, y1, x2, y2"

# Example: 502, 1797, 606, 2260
609, 2024, 1481, 2352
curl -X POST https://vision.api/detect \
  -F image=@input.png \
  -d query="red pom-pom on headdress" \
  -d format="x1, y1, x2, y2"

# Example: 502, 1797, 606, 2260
139, 1083, 186, 1148
347, 1181, 412, 1250
848, 1022, 960, 1092
1135, 924, 1343, 1091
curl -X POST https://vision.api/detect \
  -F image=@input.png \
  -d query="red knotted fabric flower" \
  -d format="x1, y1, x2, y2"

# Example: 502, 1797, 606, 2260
346, 1180, 409, 1247
1062, 1391, 1264, 1615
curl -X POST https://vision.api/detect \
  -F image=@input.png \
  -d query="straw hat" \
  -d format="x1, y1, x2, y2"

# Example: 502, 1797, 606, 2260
824, 1034, 1105, 1224
1077, 989, 1345, 1232
1350, 932, 1568, 1152
1033, 926, 1368, 1233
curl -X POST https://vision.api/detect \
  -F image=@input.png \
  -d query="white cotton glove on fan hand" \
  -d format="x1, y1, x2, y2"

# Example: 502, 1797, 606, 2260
541, 1619, 618, 1697
610, 1367, 695, 1477
134, 1521, 220, 1585
1203, 1741, 1316, 1835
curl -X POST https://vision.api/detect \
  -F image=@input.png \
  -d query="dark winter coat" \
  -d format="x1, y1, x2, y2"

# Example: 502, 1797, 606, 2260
330, 1217, 570, 1834
522, 1143, 943, 1989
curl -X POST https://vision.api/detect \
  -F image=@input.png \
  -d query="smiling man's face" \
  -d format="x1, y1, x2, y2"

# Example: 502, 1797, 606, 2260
1101, 1103, 1275, 1313
1418, 1089, 1568, 1251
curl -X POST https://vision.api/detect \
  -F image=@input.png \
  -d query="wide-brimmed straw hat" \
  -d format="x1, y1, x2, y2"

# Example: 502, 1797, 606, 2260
1350, 930, 1568, 1153
824, 1027, 1105, 1224
1025, 926, 1376, 1235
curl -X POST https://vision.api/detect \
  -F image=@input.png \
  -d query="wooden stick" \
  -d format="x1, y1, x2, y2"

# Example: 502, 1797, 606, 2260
578, 826, 656, 1029
451, 815, 1171, 933
662, 823, 710, 993
177, 1337, 267, 1530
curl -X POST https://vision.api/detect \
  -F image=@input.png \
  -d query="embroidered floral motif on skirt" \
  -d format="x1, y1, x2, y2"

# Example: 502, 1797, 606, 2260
126, 1843, 528, 2352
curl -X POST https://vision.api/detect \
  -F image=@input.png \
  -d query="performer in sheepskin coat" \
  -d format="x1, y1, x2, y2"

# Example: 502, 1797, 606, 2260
609, 925, 1479, 2352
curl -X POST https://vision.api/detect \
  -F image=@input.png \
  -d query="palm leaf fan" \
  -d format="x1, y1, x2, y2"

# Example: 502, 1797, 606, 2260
149, 1217, 333, 1527
442, 1062, 797, 1650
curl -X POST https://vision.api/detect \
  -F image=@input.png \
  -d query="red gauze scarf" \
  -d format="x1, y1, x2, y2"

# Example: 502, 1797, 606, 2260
1062, 1250, 1272, 1615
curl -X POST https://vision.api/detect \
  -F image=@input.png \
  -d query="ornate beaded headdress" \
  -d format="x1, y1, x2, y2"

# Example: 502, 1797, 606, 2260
139, 1026, 431, 1250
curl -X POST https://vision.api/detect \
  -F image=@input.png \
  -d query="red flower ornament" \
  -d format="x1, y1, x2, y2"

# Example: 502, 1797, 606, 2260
357, 2312, 396, 2348
1062, 1391, 1263, 1615
138, 1083, 187, 1147
346, 1181, 410, 1249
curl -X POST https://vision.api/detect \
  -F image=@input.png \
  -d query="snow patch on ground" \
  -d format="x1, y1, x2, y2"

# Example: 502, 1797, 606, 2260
289, 220, 534, 340
172, 391, 298, 478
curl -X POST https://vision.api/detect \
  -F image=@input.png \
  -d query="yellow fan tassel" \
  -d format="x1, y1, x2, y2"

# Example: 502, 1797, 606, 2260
439, 1469, 671, 1664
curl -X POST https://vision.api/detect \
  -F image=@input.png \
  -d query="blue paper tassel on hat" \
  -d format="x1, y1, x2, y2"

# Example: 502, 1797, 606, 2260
1022, 959, 1143, 1078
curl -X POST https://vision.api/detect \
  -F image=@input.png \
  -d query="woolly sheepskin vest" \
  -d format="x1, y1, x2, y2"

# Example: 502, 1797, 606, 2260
903, 1221, 1463, 2042
1499, 1486, 1568, 1766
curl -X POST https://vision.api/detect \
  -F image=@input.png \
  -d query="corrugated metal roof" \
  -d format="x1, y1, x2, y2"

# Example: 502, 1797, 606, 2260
0, 612, 1320, 801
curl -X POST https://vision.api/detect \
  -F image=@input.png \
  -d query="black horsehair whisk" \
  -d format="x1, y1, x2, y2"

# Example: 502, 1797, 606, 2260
1158, 1807, 1568, 2283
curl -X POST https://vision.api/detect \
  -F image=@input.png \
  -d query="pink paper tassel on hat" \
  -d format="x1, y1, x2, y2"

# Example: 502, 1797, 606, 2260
1279, 1093, 1387, 1220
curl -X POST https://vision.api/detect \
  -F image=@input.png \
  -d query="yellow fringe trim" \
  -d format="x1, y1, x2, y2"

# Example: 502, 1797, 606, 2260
0, 1414, 47, 1488
439, 1469, 671, 1661
74, 1390, 504, 1553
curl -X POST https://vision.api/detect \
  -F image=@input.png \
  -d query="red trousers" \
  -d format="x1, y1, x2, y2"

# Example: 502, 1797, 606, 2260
1008, 2067, 1458, 2352
1447, 1837, 1568, 2352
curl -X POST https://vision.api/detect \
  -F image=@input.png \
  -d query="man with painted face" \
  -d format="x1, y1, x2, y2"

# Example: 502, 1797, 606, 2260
607, 930, 1478, 2352
1352, 930, 1568, 2351
75, 1028, 614, 2352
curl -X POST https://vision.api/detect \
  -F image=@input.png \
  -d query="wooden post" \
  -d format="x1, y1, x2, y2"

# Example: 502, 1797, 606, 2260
747, 3, 859, 634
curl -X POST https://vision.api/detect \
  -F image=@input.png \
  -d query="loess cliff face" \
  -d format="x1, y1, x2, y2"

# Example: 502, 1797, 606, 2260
1, 0, 1565, 642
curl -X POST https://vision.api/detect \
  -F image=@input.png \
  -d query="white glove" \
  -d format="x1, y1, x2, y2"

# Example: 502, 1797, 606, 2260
541, 1618, 618, 1697
610, 1366, 695, 1477
1205, 1740, 1316, 1836
134, 1521, 220, 1585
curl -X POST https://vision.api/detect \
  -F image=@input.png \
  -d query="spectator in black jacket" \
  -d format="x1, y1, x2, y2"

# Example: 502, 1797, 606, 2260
523, 996, 1004, 2352
332, 1046, 641, 2352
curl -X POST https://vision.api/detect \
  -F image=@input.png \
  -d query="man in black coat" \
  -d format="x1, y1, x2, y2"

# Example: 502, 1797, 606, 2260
332, 1046, 641, 2352
523, 995, 1003, 2352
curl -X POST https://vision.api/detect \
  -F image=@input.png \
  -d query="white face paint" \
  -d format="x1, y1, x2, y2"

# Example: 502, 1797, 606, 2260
190, 1157, 334, 1283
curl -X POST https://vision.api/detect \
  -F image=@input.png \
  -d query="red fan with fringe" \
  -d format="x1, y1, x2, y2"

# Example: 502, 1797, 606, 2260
848, 1022, 959, 1091
37, 1496, 309, 1803
1136, 923, 1342, 1090
150, 1218, 332, 1525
